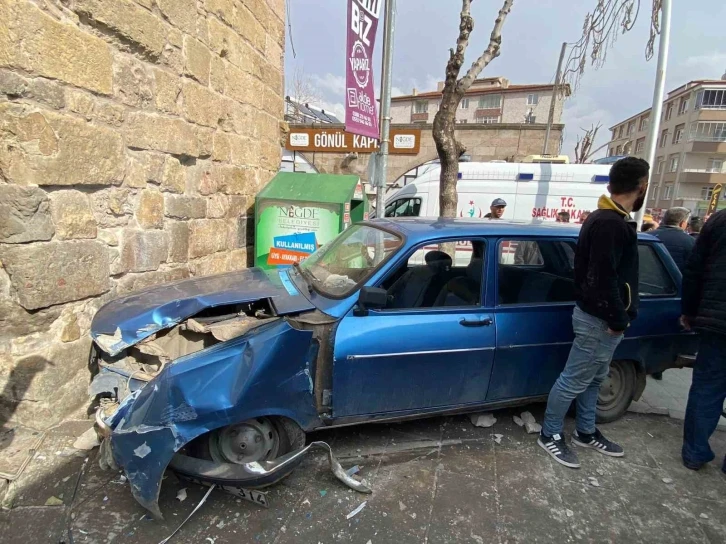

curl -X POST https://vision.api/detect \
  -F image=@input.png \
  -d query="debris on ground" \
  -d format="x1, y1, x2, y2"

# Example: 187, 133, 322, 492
493, 434, 504, 445
700, 513, 709, 519
73, 428, 101, 451
44, 496, 63, 506
520, 412, 542, 434
159, 484, 216, 544
566, 509, 574, 517
176, 488, 187, 502
469, 413, 497, 428
588, 477, 600, 488
345, 465, 360, 477
513, 416, 524, 427
319, 490, 327, 497
346, 501, 367, 520
662, 478, 674, 484
399, 501, 407, 511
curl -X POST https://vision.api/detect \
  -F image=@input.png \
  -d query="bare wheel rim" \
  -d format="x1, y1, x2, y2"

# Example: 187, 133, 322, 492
209, 418, 280, 465
598, 363, 624, 410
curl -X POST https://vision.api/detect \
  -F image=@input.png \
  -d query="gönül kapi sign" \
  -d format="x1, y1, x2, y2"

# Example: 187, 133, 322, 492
286, 127, 421, 155
346, 0, 380, 139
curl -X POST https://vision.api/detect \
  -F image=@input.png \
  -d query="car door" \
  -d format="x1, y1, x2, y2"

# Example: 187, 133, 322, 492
331, 238, 496, 417
487, 237, 579, 401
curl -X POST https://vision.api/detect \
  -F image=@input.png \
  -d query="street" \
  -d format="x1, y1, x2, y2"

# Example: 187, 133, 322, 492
2, 404, 725, 544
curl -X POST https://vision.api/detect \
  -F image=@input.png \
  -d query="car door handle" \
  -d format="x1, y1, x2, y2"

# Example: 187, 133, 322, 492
459, 317, 493, 327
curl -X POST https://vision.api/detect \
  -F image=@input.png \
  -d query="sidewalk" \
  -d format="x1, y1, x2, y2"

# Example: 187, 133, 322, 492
1, 405, 725, 544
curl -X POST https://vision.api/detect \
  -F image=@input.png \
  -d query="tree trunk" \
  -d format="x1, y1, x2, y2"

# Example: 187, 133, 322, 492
433, 98, 463, 219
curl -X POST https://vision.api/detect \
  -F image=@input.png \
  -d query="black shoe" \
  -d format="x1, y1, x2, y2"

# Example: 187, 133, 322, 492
652, 372, 663, 380
538, 432, 580, 468
572, 429, 625, 457
683, 460, 705, 471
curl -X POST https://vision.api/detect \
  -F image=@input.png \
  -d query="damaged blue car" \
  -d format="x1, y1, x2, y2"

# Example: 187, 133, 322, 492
89, 218, 698, 517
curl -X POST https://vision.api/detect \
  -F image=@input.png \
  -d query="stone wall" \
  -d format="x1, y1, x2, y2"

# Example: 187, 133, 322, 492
0, 0, 285, 428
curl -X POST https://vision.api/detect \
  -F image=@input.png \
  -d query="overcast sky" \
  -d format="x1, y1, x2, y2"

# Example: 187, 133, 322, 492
284, 0, 726, 161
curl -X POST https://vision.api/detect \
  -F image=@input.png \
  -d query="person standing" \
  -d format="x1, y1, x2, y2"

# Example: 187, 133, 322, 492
557, 211, 571, 223
484, 198, 507, 219
688, 216, 703, 239
651, 207, 695, 273
680, 209, 726, 474
538, 157, 650, 468
578, 211, 591, 224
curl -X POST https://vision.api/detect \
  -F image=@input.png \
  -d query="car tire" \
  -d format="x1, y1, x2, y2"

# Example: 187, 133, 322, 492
596, 359, 637, 423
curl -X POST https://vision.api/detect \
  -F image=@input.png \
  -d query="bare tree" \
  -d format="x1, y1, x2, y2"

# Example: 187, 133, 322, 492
432, 0, 514, 218
562, 0, 662, 93
285, 67, 322, 123
574, 123, 606, 163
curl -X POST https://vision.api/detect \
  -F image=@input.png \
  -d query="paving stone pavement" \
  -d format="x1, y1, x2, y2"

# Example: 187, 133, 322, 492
1, 406, 725, 544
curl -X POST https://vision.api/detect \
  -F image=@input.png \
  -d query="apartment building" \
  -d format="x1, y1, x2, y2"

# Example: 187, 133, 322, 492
607, 75, 726, 217
390, 77, 567, 126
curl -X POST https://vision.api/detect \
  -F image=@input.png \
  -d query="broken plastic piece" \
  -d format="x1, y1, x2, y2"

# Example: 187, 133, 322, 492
346, 501, 367, 520
493, 434, 504, 444
158, 484, 216, 544
345, 465, 360, 477
520, 412, 542, 434
176, 488, 187, 502
469, 413, 497, 428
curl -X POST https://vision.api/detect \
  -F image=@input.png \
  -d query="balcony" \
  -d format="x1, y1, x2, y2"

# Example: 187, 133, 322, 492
475, 108, 502, 118
681, 169, 726, 184
687, 140, 726, 153
411, 112, 429, 122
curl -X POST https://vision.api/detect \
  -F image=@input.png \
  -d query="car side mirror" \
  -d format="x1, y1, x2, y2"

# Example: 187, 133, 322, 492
354, 287, 388, 316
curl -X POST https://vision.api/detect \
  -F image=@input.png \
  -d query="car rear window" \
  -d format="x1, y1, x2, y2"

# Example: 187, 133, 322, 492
638, 244, 677, 296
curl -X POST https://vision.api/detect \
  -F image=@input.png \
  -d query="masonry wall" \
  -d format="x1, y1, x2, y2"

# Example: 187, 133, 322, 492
0, 0, 285, 428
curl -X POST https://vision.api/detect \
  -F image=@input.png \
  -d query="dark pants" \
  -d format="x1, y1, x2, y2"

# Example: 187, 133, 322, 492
682, 332, 726, 470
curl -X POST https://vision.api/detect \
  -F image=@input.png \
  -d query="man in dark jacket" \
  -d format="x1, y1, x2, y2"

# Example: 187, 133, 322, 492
680, 209, 726, 474
652, 207, 695, 273
539, 157, 649, 468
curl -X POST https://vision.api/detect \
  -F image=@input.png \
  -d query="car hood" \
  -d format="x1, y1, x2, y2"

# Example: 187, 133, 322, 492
91, 268, 314, 355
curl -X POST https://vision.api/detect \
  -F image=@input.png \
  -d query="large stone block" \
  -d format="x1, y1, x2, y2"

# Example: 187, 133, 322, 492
0, 241, 110, 310
235, 5, 265, 51
223, 63, 262, 107
161, 156, 186, 193
153, 68, 182, 115
183, 36, 211, 85
0, 185, 54, 244
189, 252, 230, 277
245, 0, 272, 30
0, 297, 61, 342
73, 0, 167, 58
125, 112, 201, 156
5, 2, 113, 94
164, 194, 206, 220
0, 69, 65, 109
136, 189, 164, 229
113, 53, 155, 108
95, 101, 125, 127
167, 222, 190, 262
206, 193, 230, 218
207, 17, 254, 74
158, 0, 198, 35
120, 230, 169, 273
188, 219, 230, 258
1, 104, 125, 186
182, 79, 224, 128
91, 188, 133, 228
116, 267, 190, 295
214, 164, 257, 195
210, 56, 226, 93
49, 190, 97, 240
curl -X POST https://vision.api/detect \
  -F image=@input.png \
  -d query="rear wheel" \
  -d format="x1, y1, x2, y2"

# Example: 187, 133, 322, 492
596, 360, 637, 423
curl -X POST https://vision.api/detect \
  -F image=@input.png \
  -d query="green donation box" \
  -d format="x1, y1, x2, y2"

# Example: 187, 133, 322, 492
254, 173, 369, 269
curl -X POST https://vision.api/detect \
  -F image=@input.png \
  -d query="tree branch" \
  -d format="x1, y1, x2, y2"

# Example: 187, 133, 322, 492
458, 0, 514, 92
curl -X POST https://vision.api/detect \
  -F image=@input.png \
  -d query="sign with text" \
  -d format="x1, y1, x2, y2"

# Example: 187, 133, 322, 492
286, 128, 421, 155
345, 0, 380, 138
707, 183, 723, 215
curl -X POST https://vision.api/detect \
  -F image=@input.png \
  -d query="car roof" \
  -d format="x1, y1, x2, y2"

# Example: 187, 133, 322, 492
364, 217, 660, 244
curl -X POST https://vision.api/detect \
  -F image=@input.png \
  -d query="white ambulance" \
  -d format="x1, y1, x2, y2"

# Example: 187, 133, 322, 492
382, 162, 612, 223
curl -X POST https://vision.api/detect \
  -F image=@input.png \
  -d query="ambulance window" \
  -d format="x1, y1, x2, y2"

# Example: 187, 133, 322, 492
385, 198, 422, 218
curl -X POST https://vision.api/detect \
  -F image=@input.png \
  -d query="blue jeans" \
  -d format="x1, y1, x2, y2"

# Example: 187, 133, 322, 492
682, 332, 726, 470
543, 306, 623, 437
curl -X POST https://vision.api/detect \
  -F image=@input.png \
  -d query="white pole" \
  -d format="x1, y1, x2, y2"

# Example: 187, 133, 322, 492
543, 42, 567, 156
634, 0, 672, 227
376, 0, 396, 215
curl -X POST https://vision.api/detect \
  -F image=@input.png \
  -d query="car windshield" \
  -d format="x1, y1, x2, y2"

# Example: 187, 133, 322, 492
298, 224, 403, 298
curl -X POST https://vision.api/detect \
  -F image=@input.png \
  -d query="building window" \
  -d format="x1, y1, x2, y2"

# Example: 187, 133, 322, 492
460, 98, 470, 109
664, 185, 673, 199
458, 119, 468, 124
480, 116, 499, 124
618, 126, 624, 138
478, 94, 502, 109
639, 116, 649, 131
635, 138, 645, 154
665, 102, 674, 121
696, 89, 726, 110
616, 145, 622, 155
689, 122, 726, 142
701, 186, 716, 201
656, 157, 664, 174
414, 100, 429, 114
659, 129, 669, 148
627, 121, 635, 135
679, 97, 689, 115
623, 141, 632, 155
527, 93, 539, 106
708, 158, 724, 173
668, 154, 680, 173
673, 124, 685, 144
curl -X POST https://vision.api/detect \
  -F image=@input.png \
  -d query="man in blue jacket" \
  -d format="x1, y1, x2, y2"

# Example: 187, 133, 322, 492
652, 207, 695, 273
539, 157, 649, 468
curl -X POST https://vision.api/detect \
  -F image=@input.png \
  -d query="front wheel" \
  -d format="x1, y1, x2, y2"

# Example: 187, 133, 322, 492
596, 360, 637, 423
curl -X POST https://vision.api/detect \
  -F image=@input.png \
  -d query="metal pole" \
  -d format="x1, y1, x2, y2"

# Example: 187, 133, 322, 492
376, 0, 396, 215
634, 0, 671, 227
543, 42, 567, 156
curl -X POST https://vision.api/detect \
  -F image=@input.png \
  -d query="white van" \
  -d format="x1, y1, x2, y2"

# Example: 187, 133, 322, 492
382, 162, 612, 222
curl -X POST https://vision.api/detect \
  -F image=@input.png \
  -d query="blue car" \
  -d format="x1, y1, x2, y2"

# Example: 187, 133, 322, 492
89, 218, 698, 517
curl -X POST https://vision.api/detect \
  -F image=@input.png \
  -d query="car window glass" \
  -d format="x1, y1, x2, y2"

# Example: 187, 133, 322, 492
379, 240, 485, 310
385, 198, 421, 218
638, 244, 676, 296
498, 240, 577, 305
